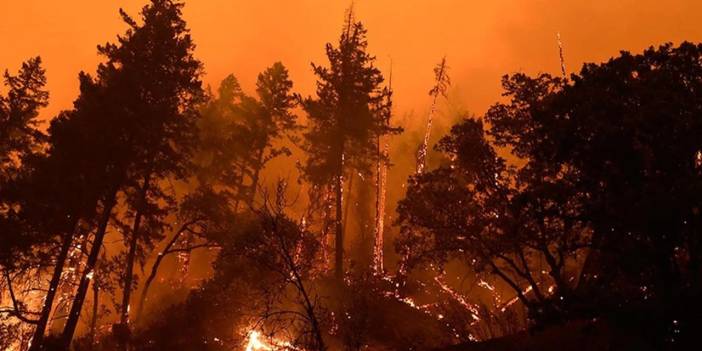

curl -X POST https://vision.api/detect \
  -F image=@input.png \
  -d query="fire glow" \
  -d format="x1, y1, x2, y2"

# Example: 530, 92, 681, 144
244, 330, 300, 351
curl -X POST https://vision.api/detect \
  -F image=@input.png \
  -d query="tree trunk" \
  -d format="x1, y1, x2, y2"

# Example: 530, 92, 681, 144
373, 138, 388, 275
275, 214, 326, 351
118, 176, 150, 350
135, 220, 192, 323
293, 268, 326, 351
60, 189, 118, 350
88, 279, 99, 347
29, 219, 78, 351
334, 166, 344, 281
247, 148, 265, 208
342, 172, 354, 236
320, 186, 333, 271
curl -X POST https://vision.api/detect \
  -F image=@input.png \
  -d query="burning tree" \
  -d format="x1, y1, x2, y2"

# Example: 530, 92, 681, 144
240, 182, 326, 351
132, 181, 327, 351
487, 44, 702, 343
416, 56, 450, 174
397, 116, 589, 326
134, 187, 230, 323
31, 1, 207, 349
300, 8, 400, 280
0, 58, 97, 350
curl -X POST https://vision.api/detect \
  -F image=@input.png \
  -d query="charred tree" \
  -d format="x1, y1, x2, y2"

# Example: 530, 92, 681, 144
416, 56, 450, 174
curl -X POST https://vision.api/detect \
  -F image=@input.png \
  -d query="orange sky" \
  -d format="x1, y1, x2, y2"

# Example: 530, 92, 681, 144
2, 0, 702, 126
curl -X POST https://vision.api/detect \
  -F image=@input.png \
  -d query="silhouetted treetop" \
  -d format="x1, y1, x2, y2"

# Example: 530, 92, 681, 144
0, 57, 49, 178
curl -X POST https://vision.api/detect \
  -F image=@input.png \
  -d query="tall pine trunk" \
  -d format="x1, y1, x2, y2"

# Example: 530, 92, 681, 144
247, 148, 265, 208
60, 189, 118, 350
88, 275, 99, 347
373, 138, 388, 275
342, 173, 354, 234
29, 219, 78, 351
118, 175, 150, 350
334, 148, 344, 280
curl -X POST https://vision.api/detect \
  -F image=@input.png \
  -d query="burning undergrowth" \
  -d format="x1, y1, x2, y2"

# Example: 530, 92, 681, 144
128, 184, 464, 351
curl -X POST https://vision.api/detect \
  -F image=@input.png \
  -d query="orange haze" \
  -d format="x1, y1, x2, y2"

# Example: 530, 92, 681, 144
2, 0, 702, 126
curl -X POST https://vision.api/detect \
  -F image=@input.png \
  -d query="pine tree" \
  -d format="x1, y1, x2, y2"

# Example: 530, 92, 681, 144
0, 57, 49, 267
55, 1, 204, 349
244, 62, 297, 205
132, 63, 296, 321
197, 63, 296, 210
301, 9, 401, 280
231, 62, 297, 208
0, 57, 48, 180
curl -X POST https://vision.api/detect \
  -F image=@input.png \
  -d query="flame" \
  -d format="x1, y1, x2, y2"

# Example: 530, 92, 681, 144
245, 331, 269, 351
243, 330, 301, 351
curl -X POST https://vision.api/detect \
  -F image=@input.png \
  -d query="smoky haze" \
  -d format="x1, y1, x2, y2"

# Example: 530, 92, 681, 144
3, 0, 701, 126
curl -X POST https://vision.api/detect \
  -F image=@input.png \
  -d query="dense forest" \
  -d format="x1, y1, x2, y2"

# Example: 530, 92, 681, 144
2, 1, 701, 350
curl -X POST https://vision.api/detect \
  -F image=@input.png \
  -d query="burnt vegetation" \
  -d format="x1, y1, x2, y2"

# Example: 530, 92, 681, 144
2, 1, 702, 350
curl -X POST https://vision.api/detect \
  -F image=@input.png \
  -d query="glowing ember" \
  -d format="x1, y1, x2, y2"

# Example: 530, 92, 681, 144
373, 138, 389, 274
557, 32, 567, 78
434, 275, 480, 322
477, 279, 495, 291
500, 286, 533, 312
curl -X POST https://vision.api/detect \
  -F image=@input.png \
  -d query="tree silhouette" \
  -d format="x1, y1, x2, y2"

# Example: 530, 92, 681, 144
398, 116, 587, 325
230, 63, 298, 209
0, 57, 49, 180
0, 57, 49, 271
399, 43, 702, 344
301, 10, 400, 279
488, 43, 702, 322
197, 63, 296, 211
53, 1, 204, 349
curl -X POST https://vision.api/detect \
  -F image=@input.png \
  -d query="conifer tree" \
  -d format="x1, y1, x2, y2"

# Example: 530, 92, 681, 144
0, 57, 49, 265
301, 9, 400, 279
0, 57, 48, 180
56, 1, 204, 349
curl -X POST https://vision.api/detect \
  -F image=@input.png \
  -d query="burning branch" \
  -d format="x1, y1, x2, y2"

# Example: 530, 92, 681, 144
416, 56, 450, 174
557, 32, 567, 78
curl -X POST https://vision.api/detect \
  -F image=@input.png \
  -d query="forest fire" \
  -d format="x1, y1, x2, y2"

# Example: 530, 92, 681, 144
2, 1, 701, 350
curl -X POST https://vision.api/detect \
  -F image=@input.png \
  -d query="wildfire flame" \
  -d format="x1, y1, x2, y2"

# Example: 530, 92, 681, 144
373, 138, 389, 275
243, 330, 301, 351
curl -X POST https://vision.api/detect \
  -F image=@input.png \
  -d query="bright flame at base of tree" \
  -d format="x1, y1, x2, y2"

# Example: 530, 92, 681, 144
243, 330, 301, 351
